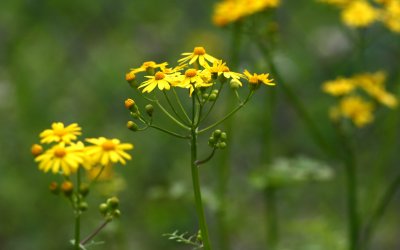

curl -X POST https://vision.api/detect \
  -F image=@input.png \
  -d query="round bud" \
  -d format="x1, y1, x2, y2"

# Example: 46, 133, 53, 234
107, 196, 120, 210
124, 99, 135, 111
202, 93, 209, 100
79, 202, 88, 211
230, 79, 242, 89
220, 132, 227, 141
61, 181, 74, 197
125, 71, 136, 83
99, 203, 108, 215
212, 89, 219, 95
31, 144, 43, 156
127, 121, 138, 131
79, 183, 90, 197
49, 182, 60, 195
209, 94, 217, 101
130, 112, 140, 119
219, 142, 227, 149
113, 209, 121, 218
145, 104, 154, 117
213, 130, 222, 138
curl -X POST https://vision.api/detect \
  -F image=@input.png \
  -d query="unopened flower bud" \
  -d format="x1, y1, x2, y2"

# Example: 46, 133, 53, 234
212, 89, 219, 95
107, 196, 119, 210
31, 144, 43, 156
213, 129, 222, 138
125, 71, 136, 84
49, 181, 60, 195
220, 132, 227, 141
99, 203, 108, 215
124, 99, 137, 112
145, 104, 154, 117
113, 209, 121, 218
79, 202, 88, 211
209, 94, 217, 101
79, 183, 90, 197
219, 142, 227, 149
203, 93, 209, 100
61, 181, 74, 196
230, 79, 242, 89
127, 121, 138, 131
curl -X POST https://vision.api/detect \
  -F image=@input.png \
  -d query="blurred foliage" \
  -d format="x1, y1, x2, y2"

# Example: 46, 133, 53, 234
0, 0, 400, 249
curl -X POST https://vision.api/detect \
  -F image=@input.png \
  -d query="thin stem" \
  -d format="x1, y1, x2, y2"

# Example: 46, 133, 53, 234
199, 82, 224, 124
361, 173, 400, 249
149, 124, 190, 139
80, 220, 110, 246
74, 168, 82, 250
190, 96, 212, 250
172, 88, 191, 123
163, 90, 190, 126
198, 90, 253, 134
264, 186, 279, 250
336, 123, 359, 250
195, 148, 217, 166
154, 99, 191, 130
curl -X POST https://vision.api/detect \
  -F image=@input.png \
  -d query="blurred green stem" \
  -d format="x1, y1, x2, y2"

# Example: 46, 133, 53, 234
80, 220, 110, 246
336, 123, 359, 250
265, 186, 279, 250
191, 96, 212, 250
74, 168, 82, 250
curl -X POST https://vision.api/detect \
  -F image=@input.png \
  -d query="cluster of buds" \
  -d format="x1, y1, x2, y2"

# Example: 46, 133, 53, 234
203, 89, 219, 102
99, 196, 121, 221
49, 181, 90, 211
208, 129, 227, 149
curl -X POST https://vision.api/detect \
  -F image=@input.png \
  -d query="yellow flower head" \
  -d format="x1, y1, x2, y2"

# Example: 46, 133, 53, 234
138, 71, 176, 93
322, 78, 356, 96
176, 69, 213, 96
31, 144, 43, 156
338, 95, 375, 127
244, 70, 275, 86
381, 0, 400, 32
341, 0, 379, 27
40, 122, 82, 144
35, 142, 86, 176
85, 137, 133, 166
129, 61, 168, 74
178, 47, 218, 68
206, 60, 244, 83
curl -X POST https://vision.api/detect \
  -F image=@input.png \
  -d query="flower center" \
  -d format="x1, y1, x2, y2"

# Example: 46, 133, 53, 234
185, 69, 197, 78
53, 128, 66, 137
102, 140, 116, 151
193, 47, 206, 55
125, 71, 136, 81
222, 66, 230, 72
249, 76, 259, 84
54, 147, 66, 158
155, 72, 166, 80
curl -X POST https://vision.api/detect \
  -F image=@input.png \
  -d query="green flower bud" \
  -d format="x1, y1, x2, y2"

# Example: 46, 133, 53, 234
130, 112, 140, 119
220, 132, 227, 141
127, 121, 138, 131
230, 79, 242, 89
209, 94, 217, 101
219, 142, 227, 149
145, 104, 154, 117
202, 93, 209, 100
79, 202, 88, 211
113, 209, 121, 218
79, 183, 90, 197
107, 196, 120, 210
212, 89, 219, 95
213, 129, 222, 138
99, 203, 108, 215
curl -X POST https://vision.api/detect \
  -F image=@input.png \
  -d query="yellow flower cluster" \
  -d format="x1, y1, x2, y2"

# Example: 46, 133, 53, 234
32, 122, 133, 176
212, 0, 281, 26
125, 46, 274, 96
322, 71, 398, 127
319, 0, 400, 32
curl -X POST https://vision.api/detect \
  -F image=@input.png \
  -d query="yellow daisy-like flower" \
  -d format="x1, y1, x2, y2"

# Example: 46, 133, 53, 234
322, 78, 356, 96
178, 47, 217, 68
85, 137, 133, 166
244, 70, 275, 86
338, 95, 375, 127
381, 0, 400, 33
129, 61, 168, 74
35, 142, 86, 175
40, 122, 82, 144
139, 71, 175, 93
176, 69, 213, 96
341, 0, 379, 28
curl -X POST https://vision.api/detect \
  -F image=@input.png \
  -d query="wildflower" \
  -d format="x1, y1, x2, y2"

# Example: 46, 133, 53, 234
244, 70, 275, 86
125, 71, 136, 82
35, 142, 86, 176
206, 60, 244, 83
87, 164, 114, 181
322, 78, 355, 96
129, 61, 168, 75
139, 71, 175, 93
341, 0, 379, 27
124, 98, 135, 110
178, 47, 217, 67
85, 137, 133, 166
338, 96, 374, 127
381, 0, 400, 32
40, 122, 82, 144
61, 181, 74, 196
31, 144, 43, 156
176, 69, 213, 96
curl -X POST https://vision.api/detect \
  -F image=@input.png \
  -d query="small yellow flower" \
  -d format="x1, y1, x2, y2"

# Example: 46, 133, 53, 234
244, 70, 275, 86
31, 144, 43, 156
176, 69, 213, 96
85, 137, 133, 166
129, 61, 168, 74
139, 71, 176, 93
40, 122, 82, 144
35, 142, 86, 175
322, 78, 355, 96
178, 47, 217, 68
381, 0, 400, 32
338, 96, 374, 127
341, 0, 379, 28
125, 71, 136, 82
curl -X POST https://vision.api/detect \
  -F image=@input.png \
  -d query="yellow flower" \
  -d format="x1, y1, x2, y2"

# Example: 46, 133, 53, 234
178, 47, 217, 68
85, 137, 133, 166
341, 0, 379, 28
322, 78, 355, 96
244, 70, 275, 86
175, 69, 213, 96
129, 61, 168, 74
87, 164, 114, 181
35, 142, 86, 175
138, 71, 176, 93
381, 0, 400, 32
40, 122, 82, 144
206, 60, 244, 82
338, 96, 375, 127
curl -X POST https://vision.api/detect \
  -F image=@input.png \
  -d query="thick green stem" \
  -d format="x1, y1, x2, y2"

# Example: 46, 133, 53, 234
265, 186, 278, 250
74, 169, 82, 250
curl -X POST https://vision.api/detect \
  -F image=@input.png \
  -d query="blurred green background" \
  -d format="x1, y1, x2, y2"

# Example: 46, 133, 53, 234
1, 0, 400, 249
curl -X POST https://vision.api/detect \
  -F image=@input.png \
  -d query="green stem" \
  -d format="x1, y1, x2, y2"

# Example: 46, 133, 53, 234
361, 173, 400, 249
154, 99, 191, 130
172, 88, 191, 123
195, 148, 216, 166
336, 123, 359, 250
264, 186, 278, 250
190, 97, 212, 250
163, 90, 190, 126
74, 168, 82, 250
80, 220, 110, 246
199, 82, 224, 124
149, 124, 190, 139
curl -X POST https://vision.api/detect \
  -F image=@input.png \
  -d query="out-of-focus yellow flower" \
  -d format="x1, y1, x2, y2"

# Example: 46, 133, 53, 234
138, 71, 176, 93
35, 142, 86, 176
381, 0, 400, 32
318, 0, 350, 6
178, 47, 217, 68
87, 164, 114, 181
40, 122, 82, 144
341, 0, 379, 27
213, 0, 280, 27
322, 78, 356, 96
338, 95, 375, 127
129, 61, 168, 74
244, 70, 275, 86
85, 137, 133, 166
